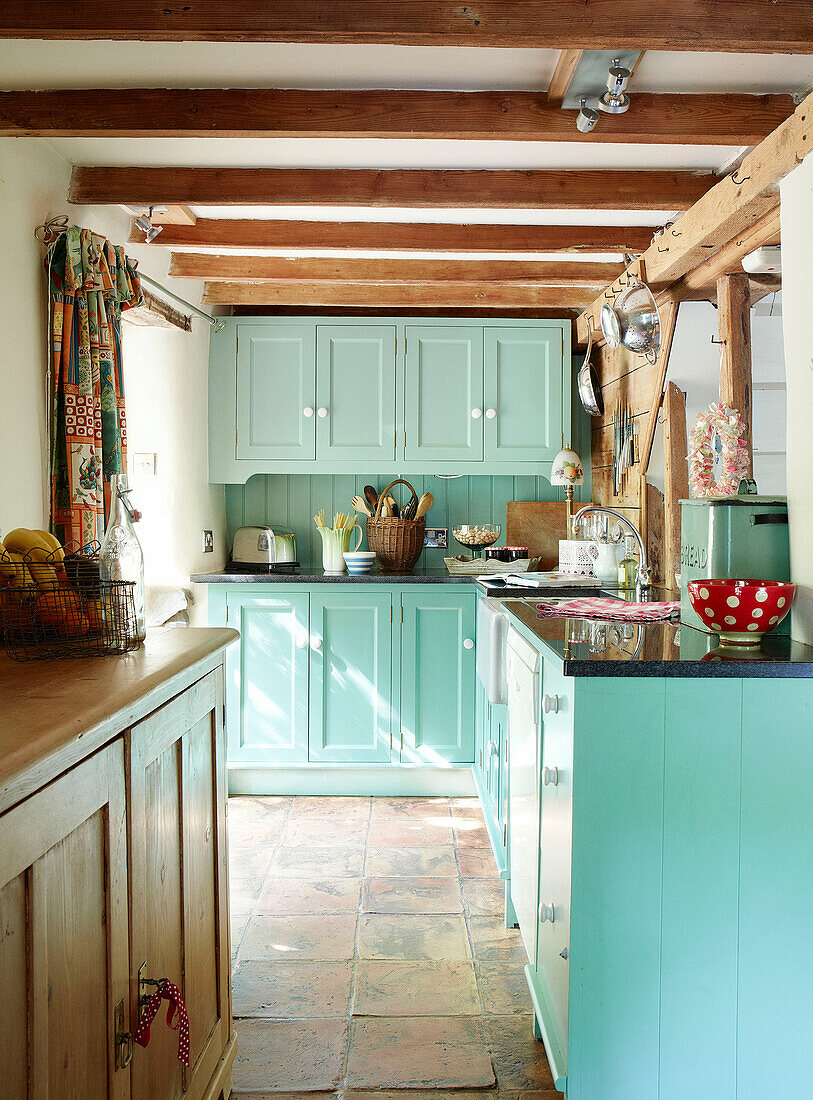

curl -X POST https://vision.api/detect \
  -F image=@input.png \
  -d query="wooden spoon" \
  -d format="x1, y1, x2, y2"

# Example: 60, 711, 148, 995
414, 492, 434, 519
352, 495, 372, 517
385, 495, 399, 518
363, 485, 379, 511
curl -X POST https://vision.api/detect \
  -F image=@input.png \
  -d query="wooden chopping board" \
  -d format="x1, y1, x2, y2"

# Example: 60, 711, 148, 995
506, 501, 594, 570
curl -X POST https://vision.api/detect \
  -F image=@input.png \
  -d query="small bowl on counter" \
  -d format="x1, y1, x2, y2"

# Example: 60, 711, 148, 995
453, 524, 501, 558
485, 545, 529, 563
688, 578, 795, 647
343, 551, 376, 576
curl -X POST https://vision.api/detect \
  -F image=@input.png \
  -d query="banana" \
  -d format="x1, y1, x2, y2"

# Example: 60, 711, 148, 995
31, 529, 65, 562
0, 548, 35, 589
3, 529, 65, 587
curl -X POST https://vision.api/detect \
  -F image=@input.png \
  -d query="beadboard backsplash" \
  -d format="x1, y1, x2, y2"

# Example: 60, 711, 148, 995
225, 474, 592, 572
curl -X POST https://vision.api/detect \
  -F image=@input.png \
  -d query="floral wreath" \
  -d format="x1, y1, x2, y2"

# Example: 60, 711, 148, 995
688, 402, 750, 497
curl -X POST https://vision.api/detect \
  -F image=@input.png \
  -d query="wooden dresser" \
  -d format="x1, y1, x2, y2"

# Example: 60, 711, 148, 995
0, 626, 238, 1100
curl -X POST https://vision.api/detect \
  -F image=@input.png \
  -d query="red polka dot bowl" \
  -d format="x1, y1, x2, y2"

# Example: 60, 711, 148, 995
688, 578, 796, 647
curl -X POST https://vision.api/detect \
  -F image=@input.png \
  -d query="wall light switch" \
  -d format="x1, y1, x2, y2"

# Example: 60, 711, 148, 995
133, 452, 157, 476
424, 527, 448, 549
202, 530, 214, 553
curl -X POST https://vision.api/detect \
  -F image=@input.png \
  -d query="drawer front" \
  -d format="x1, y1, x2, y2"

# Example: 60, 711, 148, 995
536, 658, 574, 1068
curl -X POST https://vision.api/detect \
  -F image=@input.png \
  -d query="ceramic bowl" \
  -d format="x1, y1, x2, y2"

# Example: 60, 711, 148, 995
343, 551, 376, 576
688, 578, 795, 646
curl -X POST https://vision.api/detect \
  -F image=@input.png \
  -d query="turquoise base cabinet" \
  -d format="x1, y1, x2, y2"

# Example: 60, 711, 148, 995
209, 583, 476, 788
505, 612, 813, 1099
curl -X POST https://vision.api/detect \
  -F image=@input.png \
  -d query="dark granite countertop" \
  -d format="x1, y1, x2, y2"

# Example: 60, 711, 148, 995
190, 568, 474, 584
503, 598, 813, 678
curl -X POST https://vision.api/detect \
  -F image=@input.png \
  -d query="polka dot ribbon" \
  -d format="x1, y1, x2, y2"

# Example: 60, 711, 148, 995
133, 979, 190, 1067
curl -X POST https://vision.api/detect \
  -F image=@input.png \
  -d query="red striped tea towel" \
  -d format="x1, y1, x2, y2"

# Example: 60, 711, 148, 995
536, 598, 679, 623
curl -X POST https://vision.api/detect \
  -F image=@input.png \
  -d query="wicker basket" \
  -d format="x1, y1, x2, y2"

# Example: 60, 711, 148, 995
366, 479, 426, 573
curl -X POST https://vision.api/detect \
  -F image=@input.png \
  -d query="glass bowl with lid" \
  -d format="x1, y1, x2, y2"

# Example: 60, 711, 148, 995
452, 524, 502, 558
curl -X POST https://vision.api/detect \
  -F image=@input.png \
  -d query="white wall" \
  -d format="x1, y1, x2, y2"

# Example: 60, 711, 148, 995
780, 154, 813, 643
0, 136, 227, 623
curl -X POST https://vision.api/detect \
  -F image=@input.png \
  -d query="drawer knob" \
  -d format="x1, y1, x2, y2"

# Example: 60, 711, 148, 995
471, 408, 482, 419
543, 693, 559, 714
463, 637, 474, 650
296, 637, 308, 649
539, 902, 555, 924
488, 740, 499, 756
317, 407, 329, 418
485, 408, 497, 419
303, 406, 314, 417
543, 766, 559, 787
311, 636, 322, 650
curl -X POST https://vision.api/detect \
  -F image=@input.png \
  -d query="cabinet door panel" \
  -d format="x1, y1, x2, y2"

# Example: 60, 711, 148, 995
405, 326, 484, 461
316, 325, 396, 462
309, 591, 393, 763
226, 593, 310, 764
400, 591, 476, 764
236, 325, 316, 460
0, 742, 130, 1100
129, 671, 230, 1100
485, 328, 563, 462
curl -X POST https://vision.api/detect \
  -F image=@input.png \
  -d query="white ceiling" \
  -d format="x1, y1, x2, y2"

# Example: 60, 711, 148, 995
2, 41, 812, 94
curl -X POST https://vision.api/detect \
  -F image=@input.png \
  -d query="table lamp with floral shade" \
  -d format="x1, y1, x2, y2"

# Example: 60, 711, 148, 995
551, 446, 584, 538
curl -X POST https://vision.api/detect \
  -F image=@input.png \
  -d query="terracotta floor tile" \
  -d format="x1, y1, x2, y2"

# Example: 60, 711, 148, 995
233, 960, 353, 1018
271, 845, 365, 879
233, 1095, 340, 1100
257, 877, 362, 915
240, 913, 357, 961
462, 877, 506, 916
341, 1093, 500, 1100
368, 818, 456, 847
469, 917, 528, 963
476, 961, 533, 1014
365, 846, 458, 878
483, 1015, 554, 1091
357, 914, 472, 961
454, 820, 493, 848
363, 876, 463, 914
450, 797, 485, 820
353, 960, 480, 1016
458, 848, 498, 878
345, 1017, 495, 1088
233, 1018, 347, 1092
280, 817, 368, 847
288, 796, 371, 822
229, 796, 292, 846
370, 797, 453, 821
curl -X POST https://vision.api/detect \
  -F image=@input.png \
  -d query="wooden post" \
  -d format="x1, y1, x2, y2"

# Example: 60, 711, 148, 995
663, 382, 689, 588
717, 272, 753, 476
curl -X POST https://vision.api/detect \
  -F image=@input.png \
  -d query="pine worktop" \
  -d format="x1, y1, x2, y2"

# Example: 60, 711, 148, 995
0, 626, 238, 814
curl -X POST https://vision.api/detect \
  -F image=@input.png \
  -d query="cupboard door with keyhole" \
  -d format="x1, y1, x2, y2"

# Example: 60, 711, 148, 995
0, 741, 130, 1100
129, 669, 232, 1100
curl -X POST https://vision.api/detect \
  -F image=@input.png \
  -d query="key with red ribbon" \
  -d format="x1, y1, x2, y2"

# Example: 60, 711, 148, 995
133, 979, 190, 1066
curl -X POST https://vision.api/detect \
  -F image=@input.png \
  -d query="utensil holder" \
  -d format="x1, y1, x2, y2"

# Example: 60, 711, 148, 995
366, 479, 425, 573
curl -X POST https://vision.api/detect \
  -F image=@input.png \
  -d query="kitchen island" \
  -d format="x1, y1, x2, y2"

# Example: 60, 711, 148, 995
499, 595, 813, 1099
0, 628, 238, 1100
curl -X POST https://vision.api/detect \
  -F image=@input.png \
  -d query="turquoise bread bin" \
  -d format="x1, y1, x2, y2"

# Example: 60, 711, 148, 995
679, 497, 790, 633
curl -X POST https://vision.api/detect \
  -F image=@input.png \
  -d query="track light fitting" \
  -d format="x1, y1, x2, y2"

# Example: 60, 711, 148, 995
598, 59, 632, 114
576, 99, 600, 133
134, 207, 164, 244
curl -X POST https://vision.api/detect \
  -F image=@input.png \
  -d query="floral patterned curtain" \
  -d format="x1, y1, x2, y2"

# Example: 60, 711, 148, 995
47, 226, 142, 548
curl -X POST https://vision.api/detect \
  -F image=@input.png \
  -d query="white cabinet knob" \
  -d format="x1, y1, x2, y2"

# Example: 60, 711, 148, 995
539, 902, 555, 924
303, 407, 314, 418
311, 636, 322, 650
488, 740, 499, 757
463, 637, 474, 650
543, 693, 559, 714
485, 408, 497, 419
471, 408, 482, 419
317, 407, 329, 418
543, 766, 559, 787
296, 637, 308, 649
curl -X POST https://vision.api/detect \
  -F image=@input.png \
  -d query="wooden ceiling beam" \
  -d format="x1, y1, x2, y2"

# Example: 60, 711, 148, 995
1, 88, 794, 145
130, 219, 657, 254
672, 205, 781, 300
547, 51, 583, 108
69, 166, 713, 211
169, 254, 624, 285
577, 88, 813, 346
2, 1, 812, 51
201, 282, 597, 309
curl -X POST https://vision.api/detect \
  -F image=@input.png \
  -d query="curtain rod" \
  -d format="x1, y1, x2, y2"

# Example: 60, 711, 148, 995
35, 216, 226, 333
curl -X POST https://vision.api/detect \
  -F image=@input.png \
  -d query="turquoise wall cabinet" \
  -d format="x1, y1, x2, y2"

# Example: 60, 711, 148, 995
210, 583, 476, 770
504, 610, 813, 1099
210, 316, 570, 480
399, 590, 476, 764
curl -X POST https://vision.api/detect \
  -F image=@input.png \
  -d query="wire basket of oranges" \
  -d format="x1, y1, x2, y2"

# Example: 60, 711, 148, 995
0, 532, 141, 661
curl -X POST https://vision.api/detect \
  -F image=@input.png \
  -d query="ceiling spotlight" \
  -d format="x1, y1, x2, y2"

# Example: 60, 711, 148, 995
576, 98, 600, 133
134, 207, 164, 244
598, 58, 631, 114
